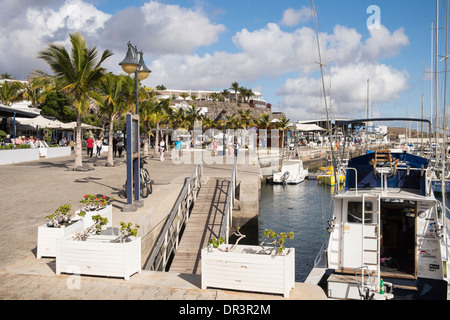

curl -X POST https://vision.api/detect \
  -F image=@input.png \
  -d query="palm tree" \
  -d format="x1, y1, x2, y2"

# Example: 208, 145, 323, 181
34, 32, 113, 169
237, 109, 255, 130
92, 73, 131, 166
258, 113, 272, 129
275, 116, 292, 149
139, 87, 158, 157
230, 82, 239, 105
0, 80, 21, 106
221, 89, 230, 102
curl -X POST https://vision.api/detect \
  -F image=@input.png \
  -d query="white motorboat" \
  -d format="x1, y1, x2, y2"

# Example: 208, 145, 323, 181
271, 160, 308, 184
306, 146, 450, 300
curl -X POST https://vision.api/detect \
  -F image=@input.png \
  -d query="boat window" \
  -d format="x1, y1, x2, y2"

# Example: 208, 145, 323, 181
347, 201, 374, 223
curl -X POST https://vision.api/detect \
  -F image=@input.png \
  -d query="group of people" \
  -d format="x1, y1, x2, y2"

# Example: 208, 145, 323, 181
85, 135, 125, 158
2, 134, 40, 145
158, 137, 240, 162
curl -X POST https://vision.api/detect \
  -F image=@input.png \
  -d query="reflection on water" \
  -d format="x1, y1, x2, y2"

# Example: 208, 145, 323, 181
258, 179, 336, 282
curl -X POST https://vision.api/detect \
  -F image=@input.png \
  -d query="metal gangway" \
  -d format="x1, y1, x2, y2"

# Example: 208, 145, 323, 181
144, 158, 237, 273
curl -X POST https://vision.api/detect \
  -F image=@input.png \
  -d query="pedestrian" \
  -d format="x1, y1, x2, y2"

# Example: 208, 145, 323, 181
233, 139, 239, 158
3, 134, 11, 144
117, 139, 124, 157
212, 138, 218, 156
159, 138, 165, 161
175, 137, 182, 160
87, 136, 94, 157
96, 138, 102, 157
113, 136, 118, 157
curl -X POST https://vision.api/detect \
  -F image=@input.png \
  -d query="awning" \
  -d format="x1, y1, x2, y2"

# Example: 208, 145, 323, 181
60, 121, 101, 130
15, 115, 65, 129
295, 123, 326, 131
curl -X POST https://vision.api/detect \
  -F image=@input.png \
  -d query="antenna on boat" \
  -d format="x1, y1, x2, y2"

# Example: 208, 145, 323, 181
312, 0, 339, 194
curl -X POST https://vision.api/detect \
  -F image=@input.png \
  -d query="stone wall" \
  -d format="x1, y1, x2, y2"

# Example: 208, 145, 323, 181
191, 101, 282, 121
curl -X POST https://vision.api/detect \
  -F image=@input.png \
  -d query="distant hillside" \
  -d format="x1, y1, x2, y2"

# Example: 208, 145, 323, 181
387, 126, 434, 139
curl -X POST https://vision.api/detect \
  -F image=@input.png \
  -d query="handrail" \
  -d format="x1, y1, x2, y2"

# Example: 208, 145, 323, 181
221, 156, 237, 244
144, 164, 203, 271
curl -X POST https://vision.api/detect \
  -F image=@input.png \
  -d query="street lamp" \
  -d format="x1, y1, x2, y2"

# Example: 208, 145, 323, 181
119, 41, 151, 212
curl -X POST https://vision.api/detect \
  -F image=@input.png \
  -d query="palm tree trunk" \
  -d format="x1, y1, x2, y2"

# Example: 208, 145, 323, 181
154, 123, 160, 156
143, 129, 149, 157
75, 112, 83, 168
106, 116, 114, 166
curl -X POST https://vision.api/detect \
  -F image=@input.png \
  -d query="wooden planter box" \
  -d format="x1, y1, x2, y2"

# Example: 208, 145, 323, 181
76, 204, 112, 229
56, 235, 141, 280
36, 220, 84, 259
201, 245, 295, 297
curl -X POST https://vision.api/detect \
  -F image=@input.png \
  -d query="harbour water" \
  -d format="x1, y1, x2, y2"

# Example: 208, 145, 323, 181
258, 179, 337, 282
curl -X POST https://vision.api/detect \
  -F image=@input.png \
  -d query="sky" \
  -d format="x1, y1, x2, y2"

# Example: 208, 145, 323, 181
0, 0, 447, 125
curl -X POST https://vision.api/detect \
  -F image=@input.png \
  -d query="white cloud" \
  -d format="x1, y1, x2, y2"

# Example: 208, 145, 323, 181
280, 7, 313, 26
0, 1, 411, 123
277, 63, 409, 120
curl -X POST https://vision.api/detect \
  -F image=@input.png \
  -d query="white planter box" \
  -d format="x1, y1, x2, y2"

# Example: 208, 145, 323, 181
0, 148, 40, 165
45, 146, 71, 158
56, 235, 141, 280
201, 245, 295, 297
76, 204, 112, 229
36, 220, 84, 259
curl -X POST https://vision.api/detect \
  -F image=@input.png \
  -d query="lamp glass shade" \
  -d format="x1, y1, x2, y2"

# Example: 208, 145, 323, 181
137, 53, 151, 80
119, 45, 138, 74
121, 63, 139, 74
137, 70, 151, 80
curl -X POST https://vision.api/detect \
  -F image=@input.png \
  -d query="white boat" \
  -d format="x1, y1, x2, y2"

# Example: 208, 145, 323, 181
272, 160, 308, 184
306, 146, 450, 300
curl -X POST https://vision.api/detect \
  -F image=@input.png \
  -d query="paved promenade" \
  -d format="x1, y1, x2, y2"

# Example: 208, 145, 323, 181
0, 149, 327, 302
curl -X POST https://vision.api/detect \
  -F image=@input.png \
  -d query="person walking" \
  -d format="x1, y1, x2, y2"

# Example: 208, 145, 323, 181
117, 139, 124, 157
233, 139, 239, 158
175, 138, 182, 160
96, 138, 102, 157
87, 136, 94, 157
113, 136, 118, 157
159, 138, 165, 161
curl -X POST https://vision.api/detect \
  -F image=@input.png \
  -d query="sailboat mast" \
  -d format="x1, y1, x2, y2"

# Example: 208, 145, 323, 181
441, 0, 448, 233
311, 0, 339, 193
436, 0, 439, 157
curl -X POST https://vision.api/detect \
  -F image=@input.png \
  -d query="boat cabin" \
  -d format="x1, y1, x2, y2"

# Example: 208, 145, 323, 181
322, 150, 448, 299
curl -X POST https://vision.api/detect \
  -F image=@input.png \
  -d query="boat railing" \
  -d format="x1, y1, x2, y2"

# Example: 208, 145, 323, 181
344, 165, 433, 196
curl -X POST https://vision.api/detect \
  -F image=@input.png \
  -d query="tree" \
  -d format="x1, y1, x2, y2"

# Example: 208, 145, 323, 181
221, 89, 230, 102
257, 113, 272, 129
0, 72, 12, 79
275, 116, 292, 149
92, 73, 131, 166
39, 91, 76, 122
0, 80, 21, 106
230, 82, 239, 105
34, 32, 113, 169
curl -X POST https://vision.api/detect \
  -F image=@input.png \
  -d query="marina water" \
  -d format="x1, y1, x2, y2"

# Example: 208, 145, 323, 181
258, 179, 336, 282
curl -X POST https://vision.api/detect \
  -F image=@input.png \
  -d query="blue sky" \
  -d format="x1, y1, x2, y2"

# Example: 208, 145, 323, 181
0, 0, 447, 125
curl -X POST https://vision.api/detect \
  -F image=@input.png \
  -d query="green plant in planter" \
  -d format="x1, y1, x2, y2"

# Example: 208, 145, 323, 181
79, 194, 114, 213
73, 214, 108, 241
260, 229, 294, 255
208, 228, 246, 252
116, 222, 140, 243
45, 204, 73, 228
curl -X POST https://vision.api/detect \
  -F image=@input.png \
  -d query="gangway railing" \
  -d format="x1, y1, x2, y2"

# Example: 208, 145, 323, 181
144, 164, 203, 271
221, 156, 237, 244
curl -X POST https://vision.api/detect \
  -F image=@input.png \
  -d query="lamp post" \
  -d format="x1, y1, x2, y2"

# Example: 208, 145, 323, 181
119, 41, 151, 212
